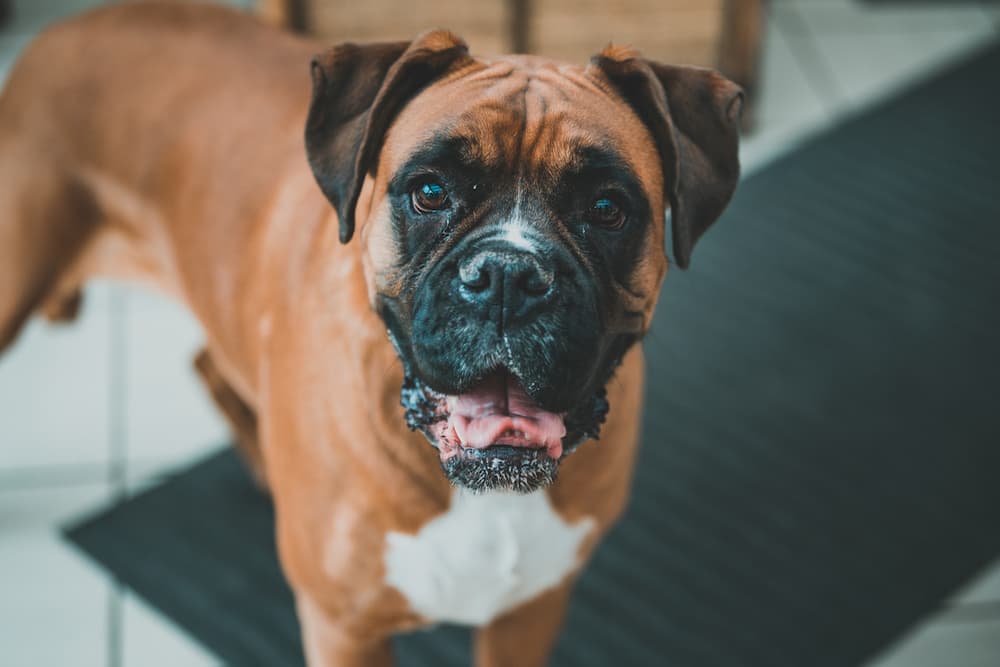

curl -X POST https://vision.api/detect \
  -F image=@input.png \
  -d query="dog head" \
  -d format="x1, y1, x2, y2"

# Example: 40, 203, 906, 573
305, 32, 742, 493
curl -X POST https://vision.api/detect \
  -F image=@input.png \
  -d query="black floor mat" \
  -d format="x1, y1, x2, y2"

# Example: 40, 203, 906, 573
67, 42, 1000, 667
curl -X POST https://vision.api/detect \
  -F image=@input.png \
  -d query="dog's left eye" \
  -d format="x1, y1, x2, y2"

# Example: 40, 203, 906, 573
411, 181, 450, 214
585, 196, 626, 230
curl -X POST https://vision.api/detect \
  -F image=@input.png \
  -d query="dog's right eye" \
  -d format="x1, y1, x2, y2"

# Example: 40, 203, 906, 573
411, 181, 450, 214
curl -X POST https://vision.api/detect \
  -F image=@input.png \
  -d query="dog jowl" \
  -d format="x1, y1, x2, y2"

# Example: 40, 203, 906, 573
305, 32, 743, 493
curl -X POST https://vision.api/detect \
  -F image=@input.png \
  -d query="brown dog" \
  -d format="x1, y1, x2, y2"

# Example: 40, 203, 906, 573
0, 3, 741, 665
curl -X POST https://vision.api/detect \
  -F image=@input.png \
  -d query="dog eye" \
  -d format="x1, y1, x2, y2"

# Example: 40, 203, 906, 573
585, 197, 625, 230
411, 181, 450, 214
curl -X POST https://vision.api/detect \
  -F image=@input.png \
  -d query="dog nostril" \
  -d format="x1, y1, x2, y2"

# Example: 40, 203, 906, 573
517, 261, 554, 297
519, 271, 550, 296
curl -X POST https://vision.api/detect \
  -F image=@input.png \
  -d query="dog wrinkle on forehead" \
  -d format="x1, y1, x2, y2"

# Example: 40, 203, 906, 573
530, 66, 665, 195
383, 62, 525, 154
384, 58, 663, 197
516, 77, 661, 190
383, 62, 539, 152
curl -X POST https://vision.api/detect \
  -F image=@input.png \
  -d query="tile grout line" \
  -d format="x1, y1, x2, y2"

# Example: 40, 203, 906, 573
0, 454, 198, 492
107, 284, 129, 667
107, 583, 124, 667
0, 462, 110, 490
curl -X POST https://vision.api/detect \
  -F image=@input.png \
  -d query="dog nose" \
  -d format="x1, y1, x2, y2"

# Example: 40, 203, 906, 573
457, 249, 554, 319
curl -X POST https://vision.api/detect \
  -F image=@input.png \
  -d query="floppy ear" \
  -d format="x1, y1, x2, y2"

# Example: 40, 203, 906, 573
591, 49, 743, 268
305, 31, 471, 243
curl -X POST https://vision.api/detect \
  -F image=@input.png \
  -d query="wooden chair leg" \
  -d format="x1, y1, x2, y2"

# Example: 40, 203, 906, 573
257, 0, 306, 32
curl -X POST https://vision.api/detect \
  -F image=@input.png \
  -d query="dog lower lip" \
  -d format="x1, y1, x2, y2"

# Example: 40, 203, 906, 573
463, 444, 534, 460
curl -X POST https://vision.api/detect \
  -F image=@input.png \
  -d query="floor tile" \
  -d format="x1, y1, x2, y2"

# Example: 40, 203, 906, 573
756, 9, 832, 125
0, 283, 114, 470
775, 0, 991, 35
741, 10, 835, 173
868, 615, 1000, 667
769, 0, 999, 118
0, 483, 112, 667
0, 462, 109, 491
806, 22, 996, 111
123, 287, 229, 476
123, 590, 219, 666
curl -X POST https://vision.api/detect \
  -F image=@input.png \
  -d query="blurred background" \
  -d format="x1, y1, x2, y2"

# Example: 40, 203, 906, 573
1, 0, 998, 665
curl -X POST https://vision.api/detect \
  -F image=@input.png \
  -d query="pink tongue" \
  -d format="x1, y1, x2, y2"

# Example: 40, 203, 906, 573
445, 374, 566, 459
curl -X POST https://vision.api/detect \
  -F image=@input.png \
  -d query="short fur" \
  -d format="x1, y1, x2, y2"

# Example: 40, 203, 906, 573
0, 4, 741, 666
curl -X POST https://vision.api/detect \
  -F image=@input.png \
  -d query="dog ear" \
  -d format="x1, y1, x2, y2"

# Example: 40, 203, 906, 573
591, 48, 743, 268
306, 31, 471, 243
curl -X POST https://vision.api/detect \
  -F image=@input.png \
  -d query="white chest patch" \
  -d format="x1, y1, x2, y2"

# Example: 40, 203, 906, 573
384, 489, 594, 626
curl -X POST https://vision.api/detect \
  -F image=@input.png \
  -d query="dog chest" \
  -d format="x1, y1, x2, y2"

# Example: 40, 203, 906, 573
383, 489, 594, 626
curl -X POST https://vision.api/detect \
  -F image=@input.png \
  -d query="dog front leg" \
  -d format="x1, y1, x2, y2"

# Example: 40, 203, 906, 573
297, 595, 394, 667
474, 581, 573, 667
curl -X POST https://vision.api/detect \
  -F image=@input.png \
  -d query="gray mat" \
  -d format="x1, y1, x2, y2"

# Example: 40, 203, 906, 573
67, 41, 1000, 666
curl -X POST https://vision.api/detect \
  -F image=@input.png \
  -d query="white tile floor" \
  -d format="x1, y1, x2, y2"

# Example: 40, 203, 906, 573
0, 1, 997, 665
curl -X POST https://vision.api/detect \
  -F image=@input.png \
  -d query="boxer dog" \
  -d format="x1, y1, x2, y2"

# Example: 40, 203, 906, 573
0, 3, 741, 665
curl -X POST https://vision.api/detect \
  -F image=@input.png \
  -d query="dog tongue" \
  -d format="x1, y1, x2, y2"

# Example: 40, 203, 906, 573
445, 374, 566, 459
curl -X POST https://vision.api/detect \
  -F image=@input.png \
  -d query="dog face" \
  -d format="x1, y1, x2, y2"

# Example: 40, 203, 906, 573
306, 32, 742, 493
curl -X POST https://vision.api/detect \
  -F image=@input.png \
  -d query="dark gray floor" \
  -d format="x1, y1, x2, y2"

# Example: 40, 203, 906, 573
67, 41, 1000, 667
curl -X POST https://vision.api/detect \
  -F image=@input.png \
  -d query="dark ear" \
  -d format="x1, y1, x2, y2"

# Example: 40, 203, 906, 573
591, 49, 743, 268
305, 31, 471, 243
